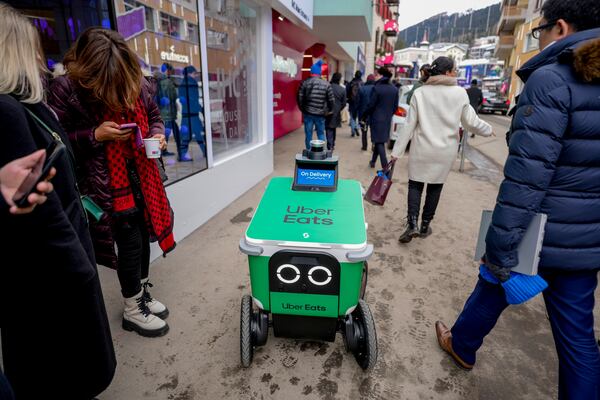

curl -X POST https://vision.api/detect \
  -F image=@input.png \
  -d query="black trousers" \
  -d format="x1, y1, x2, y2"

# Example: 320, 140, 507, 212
326, 127, 336, 150
360, 122, 368, 150
115, 162, 151, 298
115, 211, 150, 298
407, 180, 444, 221
371, 142, 388, 169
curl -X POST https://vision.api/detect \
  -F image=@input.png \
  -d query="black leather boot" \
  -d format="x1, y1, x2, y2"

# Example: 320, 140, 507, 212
420, 219, 433, 238
399, 216, 419, 243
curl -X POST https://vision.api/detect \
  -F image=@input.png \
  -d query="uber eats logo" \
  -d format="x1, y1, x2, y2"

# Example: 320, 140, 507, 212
283, 205, 334, 225
277, 264, 332, 312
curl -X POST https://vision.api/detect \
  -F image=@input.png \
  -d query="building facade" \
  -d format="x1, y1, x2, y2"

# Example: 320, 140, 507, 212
469, 36, 499, 59
365, 0, 399, 75
394, 37, 468, 73
495, 0, 528, 102
506, 0, 546, 104
272, 0, 373, 138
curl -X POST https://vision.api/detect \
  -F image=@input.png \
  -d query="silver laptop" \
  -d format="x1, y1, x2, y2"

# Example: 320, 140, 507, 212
474, 210, 547, 276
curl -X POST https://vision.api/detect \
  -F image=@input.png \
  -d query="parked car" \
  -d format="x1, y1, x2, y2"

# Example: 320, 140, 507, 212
389, 84, 413, 149
479, 90, 510, 115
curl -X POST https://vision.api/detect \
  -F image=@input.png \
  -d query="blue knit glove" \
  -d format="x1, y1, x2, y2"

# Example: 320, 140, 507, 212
479, 264, 548, 305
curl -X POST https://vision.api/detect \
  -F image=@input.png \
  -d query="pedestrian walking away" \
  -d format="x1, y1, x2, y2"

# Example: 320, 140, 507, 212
436, 1, 600, 398
48, 28, 176, 338
390, 56, 493, 243
465, 79, 484, 138
362, 67, 399, 170
346, 70, 363, 137
405, 64, 431, 106
357, 74, 376, 151
325, 72, 347, 151
154, 63, 181, 158
297, 60, 335, 150
0, 5, 116, 397
178, 65, 206, 160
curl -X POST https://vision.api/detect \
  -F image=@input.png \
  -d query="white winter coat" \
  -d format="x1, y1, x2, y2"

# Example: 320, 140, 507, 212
391, 75, 492, 183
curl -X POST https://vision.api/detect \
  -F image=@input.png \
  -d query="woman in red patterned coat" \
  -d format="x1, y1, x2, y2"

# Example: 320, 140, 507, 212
48, 28, 175, 337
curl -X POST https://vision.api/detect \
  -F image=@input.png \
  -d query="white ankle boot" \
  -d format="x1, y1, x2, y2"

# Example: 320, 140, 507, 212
141, 278, 169, 319
122, 290, 169, 337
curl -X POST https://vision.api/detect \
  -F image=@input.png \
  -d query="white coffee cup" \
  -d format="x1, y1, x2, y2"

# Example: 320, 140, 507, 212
142, 138, 161, 159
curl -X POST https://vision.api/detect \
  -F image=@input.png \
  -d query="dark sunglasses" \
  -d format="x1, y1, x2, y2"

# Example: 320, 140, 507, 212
532, 21, 556, 39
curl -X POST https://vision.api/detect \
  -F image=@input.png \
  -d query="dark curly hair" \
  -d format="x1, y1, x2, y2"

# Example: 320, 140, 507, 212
542, 0, 600, 32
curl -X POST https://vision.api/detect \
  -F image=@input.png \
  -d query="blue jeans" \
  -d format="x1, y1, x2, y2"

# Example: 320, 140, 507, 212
349, 107, 358, 131
451, 269, 600, 400
303, 114, 325, 150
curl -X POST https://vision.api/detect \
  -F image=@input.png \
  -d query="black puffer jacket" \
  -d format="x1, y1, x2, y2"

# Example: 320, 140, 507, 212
297, 76, 335, 117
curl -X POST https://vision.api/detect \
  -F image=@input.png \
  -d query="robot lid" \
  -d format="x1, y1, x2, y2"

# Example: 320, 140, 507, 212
245, 177, 367, 249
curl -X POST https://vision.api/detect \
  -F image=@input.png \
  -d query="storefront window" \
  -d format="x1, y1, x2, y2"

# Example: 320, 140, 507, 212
205, 0, 260, 160
10, 0, 207, 185
10, 0, 111, 70
114, 0, 208, 184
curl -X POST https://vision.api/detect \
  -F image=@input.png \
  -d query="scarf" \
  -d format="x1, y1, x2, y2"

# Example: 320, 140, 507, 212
425, 75, 457, 86
104, 98, 175, 255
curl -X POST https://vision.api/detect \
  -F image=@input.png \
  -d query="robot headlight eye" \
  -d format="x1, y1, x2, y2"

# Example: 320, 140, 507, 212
276, 264, 300, 284
308, 266, 332, 286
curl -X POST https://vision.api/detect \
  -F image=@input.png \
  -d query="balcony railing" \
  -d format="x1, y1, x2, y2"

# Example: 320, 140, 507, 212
501, 5, 526, 19
498, 34, 515, 47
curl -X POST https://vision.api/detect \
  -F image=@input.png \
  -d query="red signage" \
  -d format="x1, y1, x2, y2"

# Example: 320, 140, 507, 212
377, 53, 394, 66
384, 19, 398, 33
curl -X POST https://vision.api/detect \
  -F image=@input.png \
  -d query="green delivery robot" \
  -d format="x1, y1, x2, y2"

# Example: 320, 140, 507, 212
238, 140, 377, 370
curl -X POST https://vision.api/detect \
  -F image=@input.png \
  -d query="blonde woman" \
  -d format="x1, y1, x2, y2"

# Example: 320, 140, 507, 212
391, 56, 493, 243
0, 3, 115, 398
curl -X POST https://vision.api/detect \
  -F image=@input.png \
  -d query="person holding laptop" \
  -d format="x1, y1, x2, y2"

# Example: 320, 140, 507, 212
435, 1, 600, 398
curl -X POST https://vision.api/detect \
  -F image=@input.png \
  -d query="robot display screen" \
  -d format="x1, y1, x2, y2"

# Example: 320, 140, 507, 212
295, 168, 336, 187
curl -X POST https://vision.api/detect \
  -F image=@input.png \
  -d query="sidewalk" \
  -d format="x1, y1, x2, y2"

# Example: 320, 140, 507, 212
98, 124, 572, 400
468, 114, 511, 168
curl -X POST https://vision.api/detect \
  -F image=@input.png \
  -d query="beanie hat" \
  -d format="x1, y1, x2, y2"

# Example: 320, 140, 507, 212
310, 60, 323, 75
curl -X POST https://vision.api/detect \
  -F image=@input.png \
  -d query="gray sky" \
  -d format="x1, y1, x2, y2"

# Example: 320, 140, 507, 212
398, 0, 501, 30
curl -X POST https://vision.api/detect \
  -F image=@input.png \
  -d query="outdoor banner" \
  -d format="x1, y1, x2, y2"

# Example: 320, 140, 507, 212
116, 6, 145, 40
384, 20, 399, 34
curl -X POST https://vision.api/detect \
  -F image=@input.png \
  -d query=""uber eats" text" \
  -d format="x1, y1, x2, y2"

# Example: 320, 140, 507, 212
283, 205, 334, 225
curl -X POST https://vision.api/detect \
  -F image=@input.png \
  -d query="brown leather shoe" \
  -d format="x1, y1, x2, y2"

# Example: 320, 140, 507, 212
435, 321, 474, 370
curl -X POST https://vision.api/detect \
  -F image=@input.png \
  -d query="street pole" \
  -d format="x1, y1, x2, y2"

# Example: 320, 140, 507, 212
459, 129, 467, 173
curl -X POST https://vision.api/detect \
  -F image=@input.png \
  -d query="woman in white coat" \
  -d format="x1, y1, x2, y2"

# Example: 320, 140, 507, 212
390, 57, 493, 243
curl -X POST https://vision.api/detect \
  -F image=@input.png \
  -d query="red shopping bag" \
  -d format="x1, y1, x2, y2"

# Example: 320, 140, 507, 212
364, 160, 396, 206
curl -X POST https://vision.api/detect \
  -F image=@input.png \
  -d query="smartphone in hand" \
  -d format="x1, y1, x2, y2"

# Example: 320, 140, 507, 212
120, 123, 142, 147
12, 141, 65, 208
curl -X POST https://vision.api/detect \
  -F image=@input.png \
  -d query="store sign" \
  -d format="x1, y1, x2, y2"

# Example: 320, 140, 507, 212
160, 45, 189, 64
378, 53, 394, 66
384, 20, 399, 33
276, 0, 313, 28
272, 54, 298, 78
